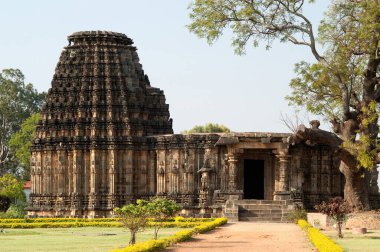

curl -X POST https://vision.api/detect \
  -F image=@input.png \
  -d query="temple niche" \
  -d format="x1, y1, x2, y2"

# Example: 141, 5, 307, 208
28, 31, 379, 220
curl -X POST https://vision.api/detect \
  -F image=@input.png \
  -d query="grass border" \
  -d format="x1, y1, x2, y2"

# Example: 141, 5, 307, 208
297, 219, 344, 252
109, 218, 228, 252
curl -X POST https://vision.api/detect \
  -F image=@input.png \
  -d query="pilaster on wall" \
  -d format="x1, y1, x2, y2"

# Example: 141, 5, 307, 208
72, 149, 83, 195
274, 149, 291, 200
90, 149, 98, 194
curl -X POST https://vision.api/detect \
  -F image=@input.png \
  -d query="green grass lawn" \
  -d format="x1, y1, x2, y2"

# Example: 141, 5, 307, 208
0, 227, 185, 252
323, 229, 380, 252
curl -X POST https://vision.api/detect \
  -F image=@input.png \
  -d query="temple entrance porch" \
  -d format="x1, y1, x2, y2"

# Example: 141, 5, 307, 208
236, 149, 276, 200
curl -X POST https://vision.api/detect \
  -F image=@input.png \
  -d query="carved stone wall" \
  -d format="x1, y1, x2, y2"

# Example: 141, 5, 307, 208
289, 144, 344, 209
28, 31, 358, 217
28, 31, 173, 217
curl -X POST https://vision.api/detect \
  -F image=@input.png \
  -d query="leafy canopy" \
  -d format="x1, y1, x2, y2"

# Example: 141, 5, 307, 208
147, 197, 182, 239
182, 123, 230, 134
188, 1, 380, 171
0, 69, 46, 175
8, 113, 41, 179
189, 0, 320, 55
114, 199, 151, 245
0, 173, 25, 201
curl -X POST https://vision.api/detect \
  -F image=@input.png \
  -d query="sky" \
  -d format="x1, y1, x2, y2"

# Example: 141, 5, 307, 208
0, 0, 331, 133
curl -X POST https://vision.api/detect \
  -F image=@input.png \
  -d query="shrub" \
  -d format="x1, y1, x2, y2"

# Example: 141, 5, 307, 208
110, 218, 227, 252
115, 200, 151, 245
287, 204, 307, 223
147, 197, 181, 239
5, 202, 27, 218
315, 197, 350, 238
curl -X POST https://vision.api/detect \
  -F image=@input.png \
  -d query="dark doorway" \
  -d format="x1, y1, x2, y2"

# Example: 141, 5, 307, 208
244, 159, 264, 199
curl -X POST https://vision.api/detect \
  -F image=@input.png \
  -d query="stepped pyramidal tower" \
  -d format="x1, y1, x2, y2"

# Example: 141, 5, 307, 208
29, 31, 378, 220
28, 31, 173, 217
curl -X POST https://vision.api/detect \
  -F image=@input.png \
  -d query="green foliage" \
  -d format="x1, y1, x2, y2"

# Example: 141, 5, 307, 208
298, 220, 344, 252
8, 113, 41, 179
0, 69, 46, 176
181, 123, 230, 134
0, 174, 25, 202
188, 0, 318, 55
287, 204, 307, 223
147, 197, 182, 239
110, 218, 228, 252
114, 200, 151, 245
188, 1, 380, 177
0, 202, 27, 218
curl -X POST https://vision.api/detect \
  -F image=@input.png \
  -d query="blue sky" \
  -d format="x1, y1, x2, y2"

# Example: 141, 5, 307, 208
0, 0, 330, 133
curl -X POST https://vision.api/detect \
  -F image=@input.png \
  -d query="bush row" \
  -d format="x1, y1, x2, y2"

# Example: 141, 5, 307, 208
0, 221, 204, 229
110, 217, 228, 252
297, 220, 343, 252
0, 217, 212, 224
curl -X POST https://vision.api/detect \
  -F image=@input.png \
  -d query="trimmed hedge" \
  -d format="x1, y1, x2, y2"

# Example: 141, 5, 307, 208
297, 220, 344, 252
110, 218, 228, 252
0, 221, 205, 229
0, 217, 211, 224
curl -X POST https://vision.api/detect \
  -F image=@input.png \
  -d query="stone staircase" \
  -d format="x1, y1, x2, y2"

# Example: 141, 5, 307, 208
236, 199, 293, 222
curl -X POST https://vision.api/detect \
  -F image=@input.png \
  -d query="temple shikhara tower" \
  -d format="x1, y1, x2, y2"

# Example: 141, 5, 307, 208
28, 31, 380, 220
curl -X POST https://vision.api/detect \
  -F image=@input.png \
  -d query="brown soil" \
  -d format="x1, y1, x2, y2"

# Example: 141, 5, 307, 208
346, 211, 380, 230
165, 222, 316, 252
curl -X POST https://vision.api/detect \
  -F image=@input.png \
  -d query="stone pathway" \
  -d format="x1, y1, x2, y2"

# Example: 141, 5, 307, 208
165, 222, 316, 252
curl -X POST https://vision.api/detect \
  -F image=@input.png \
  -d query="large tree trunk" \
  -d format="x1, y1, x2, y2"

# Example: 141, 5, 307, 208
292, 124, 370, 210
339, 162, 369, 210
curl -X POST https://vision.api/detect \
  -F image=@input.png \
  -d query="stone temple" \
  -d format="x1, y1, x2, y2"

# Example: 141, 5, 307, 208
28, 31, 378, 220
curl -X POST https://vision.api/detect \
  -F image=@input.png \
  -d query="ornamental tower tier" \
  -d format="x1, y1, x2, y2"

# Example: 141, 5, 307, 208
28, 31, 173, 217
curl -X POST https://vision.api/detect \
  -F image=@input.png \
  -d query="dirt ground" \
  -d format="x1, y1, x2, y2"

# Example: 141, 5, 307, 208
165, 222, 316, 252
345, 211, 380, 230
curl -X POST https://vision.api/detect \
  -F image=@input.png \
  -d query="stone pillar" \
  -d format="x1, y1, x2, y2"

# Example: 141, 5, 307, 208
221, 154, 229, 191
274, 151, 291, 200
227, 153, 239, 191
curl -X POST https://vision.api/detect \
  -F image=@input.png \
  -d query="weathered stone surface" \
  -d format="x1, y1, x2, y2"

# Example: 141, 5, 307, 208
28, 31, 355, 219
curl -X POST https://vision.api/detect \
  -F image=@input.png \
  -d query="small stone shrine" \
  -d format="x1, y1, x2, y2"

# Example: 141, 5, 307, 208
28, 31, 379, 220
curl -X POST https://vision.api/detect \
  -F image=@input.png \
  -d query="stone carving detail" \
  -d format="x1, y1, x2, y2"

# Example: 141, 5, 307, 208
27, 31, 354, 217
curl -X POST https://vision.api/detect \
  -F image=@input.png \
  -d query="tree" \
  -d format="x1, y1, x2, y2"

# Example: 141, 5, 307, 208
147, 197, 182, 239
182, 123, 230, 134
0, 69, 46, 176
114, 200, 150, 245
8, 113, 41, 180
0, 173, 25, 202
188, 0, 380, 210
315, 197, 351, 238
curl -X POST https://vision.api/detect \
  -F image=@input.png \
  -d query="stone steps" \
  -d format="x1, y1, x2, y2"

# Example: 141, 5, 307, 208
236, 199, 292, 222
239, 217, 283, 222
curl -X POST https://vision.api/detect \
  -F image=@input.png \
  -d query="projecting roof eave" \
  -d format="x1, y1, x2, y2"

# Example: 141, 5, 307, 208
215, 132, 292, 146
